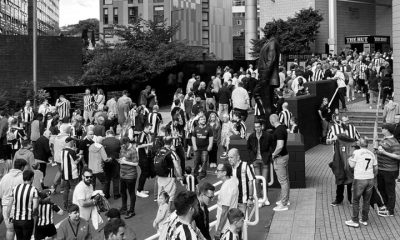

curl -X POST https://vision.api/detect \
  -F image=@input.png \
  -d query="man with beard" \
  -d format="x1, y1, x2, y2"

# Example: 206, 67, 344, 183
192, 115, 213, 180
327, 115, 360, 206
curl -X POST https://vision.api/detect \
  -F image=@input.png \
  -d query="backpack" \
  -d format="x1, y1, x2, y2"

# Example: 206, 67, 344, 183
6, 129, 17, 142
153, 147, 173, 177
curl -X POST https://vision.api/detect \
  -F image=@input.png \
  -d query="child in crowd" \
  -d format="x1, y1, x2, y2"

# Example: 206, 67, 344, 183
35, 190, 64, 240
331, 108, 341, 125
289, 116, 299, 134
32, 163, 46, 191
220, 208, 245, 240
231, 111, 246, 139
153, 191, 170, 233
184, 166, 198, 192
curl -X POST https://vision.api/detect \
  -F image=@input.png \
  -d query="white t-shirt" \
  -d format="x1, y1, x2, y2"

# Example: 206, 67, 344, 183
216, 177, 239, 231
72, 181, 94, 220
223, 72, 232, 82
349, 148, 377, 180
334, 71, 347, 88
231, 87, 249, 110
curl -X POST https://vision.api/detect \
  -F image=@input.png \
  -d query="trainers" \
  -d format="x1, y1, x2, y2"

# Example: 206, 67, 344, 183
119, 208, 127, 215
273, 205, 288, 211
345, 220, 360, 228
136, 191, 149, 198
258, 200, 270, 208
276, 200, 290, 206
125, 211, 136, 219
264, 200, 270, 206
330, 200, 342, 207
143, 190, 150, 194
378, 209, 394, 217
359, 220, 368, 226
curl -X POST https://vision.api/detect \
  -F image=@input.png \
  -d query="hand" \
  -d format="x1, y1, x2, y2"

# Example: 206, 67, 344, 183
331, 135, 338, 141
193, 146, 198, 152
214, 232, 221, 240
207, 146, 212, 152
247, 198, 254, 207
152, 222, 157, 229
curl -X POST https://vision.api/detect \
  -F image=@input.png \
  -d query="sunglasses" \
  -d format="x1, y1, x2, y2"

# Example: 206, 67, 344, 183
204, 194, 214, 200
84, 176, 93, 179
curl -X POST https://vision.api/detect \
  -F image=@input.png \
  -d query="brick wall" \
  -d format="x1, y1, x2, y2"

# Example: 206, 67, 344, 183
0, 35, 82, 104
393, 2, 400, 96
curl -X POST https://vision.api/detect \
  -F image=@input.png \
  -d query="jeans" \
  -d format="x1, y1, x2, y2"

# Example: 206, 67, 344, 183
174, 145, 186, 174
137, 153, 151, 192
370, 185, 385, 208
120, 178, 137, 212
13, 219, 34, 240
377, 170, 399, 214
63, 178, 78, 209
253, 159, 269, 199
338, 87, 346, 109
273, 155, 290, 206
194, 150, 208, 179
104, 160, 120, 198
218, 104, 229, 117
321, 119, 329, 140
209, 143, 218, 164
352, 179, 374, 222
381, 88, 393, 106
336, 183, 352, 203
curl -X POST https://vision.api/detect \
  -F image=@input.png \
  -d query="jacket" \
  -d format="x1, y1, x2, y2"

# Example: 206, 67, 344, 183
247, 131, 273, 164
383, 101, 400, 124
258, 37, 280, 87
53, 133, 69, 163
13, 148, 35, 168
329, 134, 355, 185
33, 135, 52, 162
88, 143, 108, 174
0, 169, 23, 206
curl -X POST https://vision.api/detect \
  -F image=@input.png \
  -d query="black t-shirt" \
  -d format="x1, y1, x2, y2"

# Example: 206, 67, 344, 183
193, 125, 213, 151
319, 104, 331, 120
394, 123, 400, 143
78, 138, 94, 164
273, 124, 288, 156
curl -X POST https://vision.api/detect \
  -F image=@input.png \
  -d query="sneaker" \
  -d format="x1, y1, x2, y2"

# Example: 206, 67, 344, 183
369, 106, 372, 109
359, 220, 368, 226
143, 190, 150, 194
276, 200, 290, 206
352, 97, 356, 101
330, 200, 342, 206
273, 205, 288, 211
136, 191, 149, 198
347, 98, 351, 102
378, 209, 394, 217
119, 208, 127, 215
345, 220, 360, 228
264, 200, 271, 206
125, 211, 136, 219
397, 179, 400, 183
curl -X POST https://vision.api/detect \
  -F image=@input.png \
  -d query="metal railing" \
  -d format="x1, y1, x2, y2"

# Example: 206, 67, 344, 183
144, 162, 273, 240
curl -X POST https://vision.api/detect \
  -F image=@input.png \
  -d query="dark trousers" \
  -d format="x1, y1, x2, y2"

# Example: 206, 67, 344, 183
39, 162, 47, 177
14, 219, 34, 240
370, 185, 385, 208
381, 88, 393, 106
338, 87, 347, 109
175, 145, 186, 173
377, 170, 399, 214
336, 183, 352, 203
209, 142, 218, 164
352, 179, 374, 222
63, 178, 78, 209
137, 154, 151, 192
254, 79, 276, 129
104, 160, 120, 198
120, 178, 137, 212
194, 150, 208, 179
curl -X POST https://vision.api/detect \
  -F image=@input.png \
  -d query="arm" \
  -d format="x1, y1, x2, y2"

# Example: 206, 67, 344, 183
191, 136, 197, 151
272, 140, 284, 157
172, 153, 183, 178
207, 136, 214, 152
378, 150, 400, 160
318, 110, 324, 120
78, 198, 96, 208
216, 205, 230, 236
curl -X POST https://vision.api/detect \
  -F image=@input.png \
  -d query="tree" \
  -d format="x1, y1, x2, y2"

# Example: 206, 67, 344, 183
81, 19, 215, 85
61, 18, 99, 37
251, 8, 323, 57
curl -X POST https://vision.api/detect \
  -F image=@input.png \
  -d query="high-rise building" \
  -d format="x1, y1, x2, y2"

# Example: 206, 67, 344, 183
0, 0, 59, 35
99, 0, 233, 60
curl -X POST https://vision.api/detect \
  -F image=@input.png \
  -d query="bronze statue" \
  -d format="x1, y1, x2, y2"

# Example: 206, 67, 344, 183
255, 28, 280, 126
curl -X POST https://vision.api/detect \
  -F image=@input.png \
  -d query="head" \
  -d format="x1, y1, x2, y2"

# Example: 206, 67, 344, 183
25, 100, 31, 107
158, 191, 170, 205
221, 114, 230, 123
195, 96, 201, 103
282, 102, 289, 110
21, 139, 31, 149
14, 158, 27, 171
120, 137, 131, 148
198, 182, 215, 206
105, 208, 121, 221
341, 116, 349, 128
381, 123, 395, 136
82, 168, 93, 186
357, 137, 369, 148
227, 208, 245, 233
68, 204, 80, 222
104, 218, 126, 240
209, 112, 217, 122
198, 115, 206, 126
228, 148, 241, 166
86, 130, 94, 140
216, 162, 233, 180
322, 97, 328, 105
23, 169, 34, 183
269, 114, 280, 127
98, 116, 105, 125
164, 137, 173, 148
122, 90, 128, 96
153, 105, 159, 112
106, 130, 115, 137
174, 191, 199, 220
290, 116, 297, 126
254, 120, 263, 134
143, 123, 152, 133
185, 166, 192, 175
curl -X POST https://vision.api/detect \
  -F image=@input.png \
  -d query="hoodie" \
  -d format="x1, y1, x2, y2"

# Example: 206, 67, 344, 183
53, 133, 69, 163
383, 101, 400, 124
13, 148, 35, 168
88, 143, 108, 174
0, 169, 23, 206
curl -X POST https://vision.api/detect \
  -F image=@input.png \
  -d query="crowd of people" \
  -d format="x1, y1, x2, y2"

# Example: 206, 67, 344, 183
0, 48, 398, 239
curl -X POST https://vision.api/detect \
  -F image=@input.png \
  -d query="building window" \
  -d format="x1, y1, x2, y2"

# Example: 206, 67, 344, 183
236, 20, 242, 25
103, 0, 113, 4
113, 7, 118, 24
202, 12, 208, 27
138, 0, 143, 3
202, 30, 209, 46
153, 0, 164, 2
128, 7, 138, 24
128, 0, 133, 3
153, 6, 164, 23
103, 8, 108, 24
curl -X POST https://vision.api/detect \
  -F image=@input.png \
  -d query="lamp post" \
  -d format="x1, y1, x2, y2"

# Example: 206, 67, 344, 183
32, 0, 38, 109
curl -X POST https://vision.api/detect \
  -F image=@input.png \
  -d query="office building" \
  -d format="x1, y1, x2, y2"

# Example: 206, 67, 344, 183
0, 0, 59, 35
99, 0, 233, 60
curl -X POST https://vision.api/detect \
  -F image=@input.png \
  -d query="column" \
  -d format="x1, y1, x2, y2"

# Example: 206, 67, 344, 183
393, 1, 400, 96
245, 0, 257, 60
328, 0, 337, 55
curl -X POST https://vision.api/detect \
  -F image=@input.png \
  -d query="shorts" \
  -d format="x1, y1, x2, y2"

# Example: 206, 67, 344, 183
186, 138, 192, 147
157, 177, 177, 202
2, 206, 13, 230
35, 224, 57, 240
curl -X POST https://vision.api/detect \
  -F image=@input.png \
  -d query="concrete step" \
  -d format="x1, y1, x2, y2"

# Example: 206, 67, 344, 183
359, 132, 384, 138
352, 120, 382, 127
349, 115, 382, 121
356, 126, 381, 132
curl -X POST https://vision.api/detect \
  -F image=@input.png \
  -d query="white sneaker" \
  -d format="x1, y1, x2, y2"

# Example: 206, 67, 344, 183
345, 220, 360, 228
276, 200, 290, 206
359, 220, 368, 226
143, 190, 150, 194
264, 200, 270, 206
136, 191, 149, 198
273, 205, 288, 211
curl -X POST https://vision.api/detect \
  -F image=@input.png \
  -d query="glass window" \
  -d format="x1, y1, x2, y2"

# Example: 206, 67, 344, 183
138, 0, 143, 3
153, 6, 164, 23
128, 7, 138, 24
128, 0, 133, 3
113, 7, 118, 24
103, 8, 108, 24
153, 0, 164, 2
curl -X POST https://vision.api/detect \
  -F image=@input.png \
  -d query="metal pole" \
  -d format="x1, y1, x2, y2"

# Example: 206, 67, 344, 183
245, 0, 257, 60
33, 0, 37, 109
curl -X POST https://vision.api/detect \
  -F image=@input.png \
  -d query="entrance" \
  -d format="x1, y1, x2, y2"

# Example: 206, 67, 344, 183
345, 35, 390, 54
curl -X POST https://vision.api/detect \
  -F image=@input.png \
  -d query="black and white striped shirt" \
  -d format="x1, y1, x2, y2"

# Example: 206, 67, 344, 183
221, 229, 240, 240
61, 148, 79, 181
313, 69, 324, 81
148, 112, 162, 135
170, 221, 198, 240
12, 183, 38, 221
233, 161, 255, 204
21, 107, 34, 123
166, 150, 180, 178
57, 100, 70, 119
185, 174, 197, 192
327, 123, 360, 141
37, 202, 61, 226
236, 120, 247, 139
279, 109, 292, 128
8, 127, 25, 150
83, 95, 94, 111
359, 63, 368, 80
138, 131, 151, 154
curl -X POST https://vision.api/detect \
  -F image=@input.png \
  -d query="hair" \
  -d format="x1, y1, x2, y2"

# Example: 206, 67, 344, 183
0, 110, 5, 117
105, 208, 121, 219
32, 162, 40, 170
290, 116, 298, 124
122, 90, 128, 95
221, 162, 233, 177
97, 89, 104, 95
153, 105, 159, 111
174, 191, 198, 216
23, 169, 35, 181
104, 218, 126, 239
82, 168, 93, 176
120, 137, 130, 145
208, 103, 214, 110
227, 208, 245, 224
159, 191, 170, 202
174, 99, 181, 106
106, 130, 115, 136
254, 119, 262, 126
14, 158, 27, 170
21, 139, 30, 147
185, 166, 192, 175
164, 137, 173, 146
198, 182, 215, 195
68, 204, 80, 213
35, 113, 44, 121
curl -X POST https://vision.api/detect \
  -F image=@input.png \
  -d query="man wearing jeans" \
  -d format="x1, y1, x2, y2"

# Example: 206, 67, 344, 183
218, 82, 231, 117
269, 114, 289, 211
345, 137, 377, 228
192, 115, 213, 180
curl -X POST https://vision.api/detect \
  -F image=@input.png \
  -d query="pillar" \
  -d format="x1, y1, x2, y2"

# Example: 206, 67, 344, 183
245, 0, 257, 60
393, 1, 400, 96
328, 0, 337, 55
